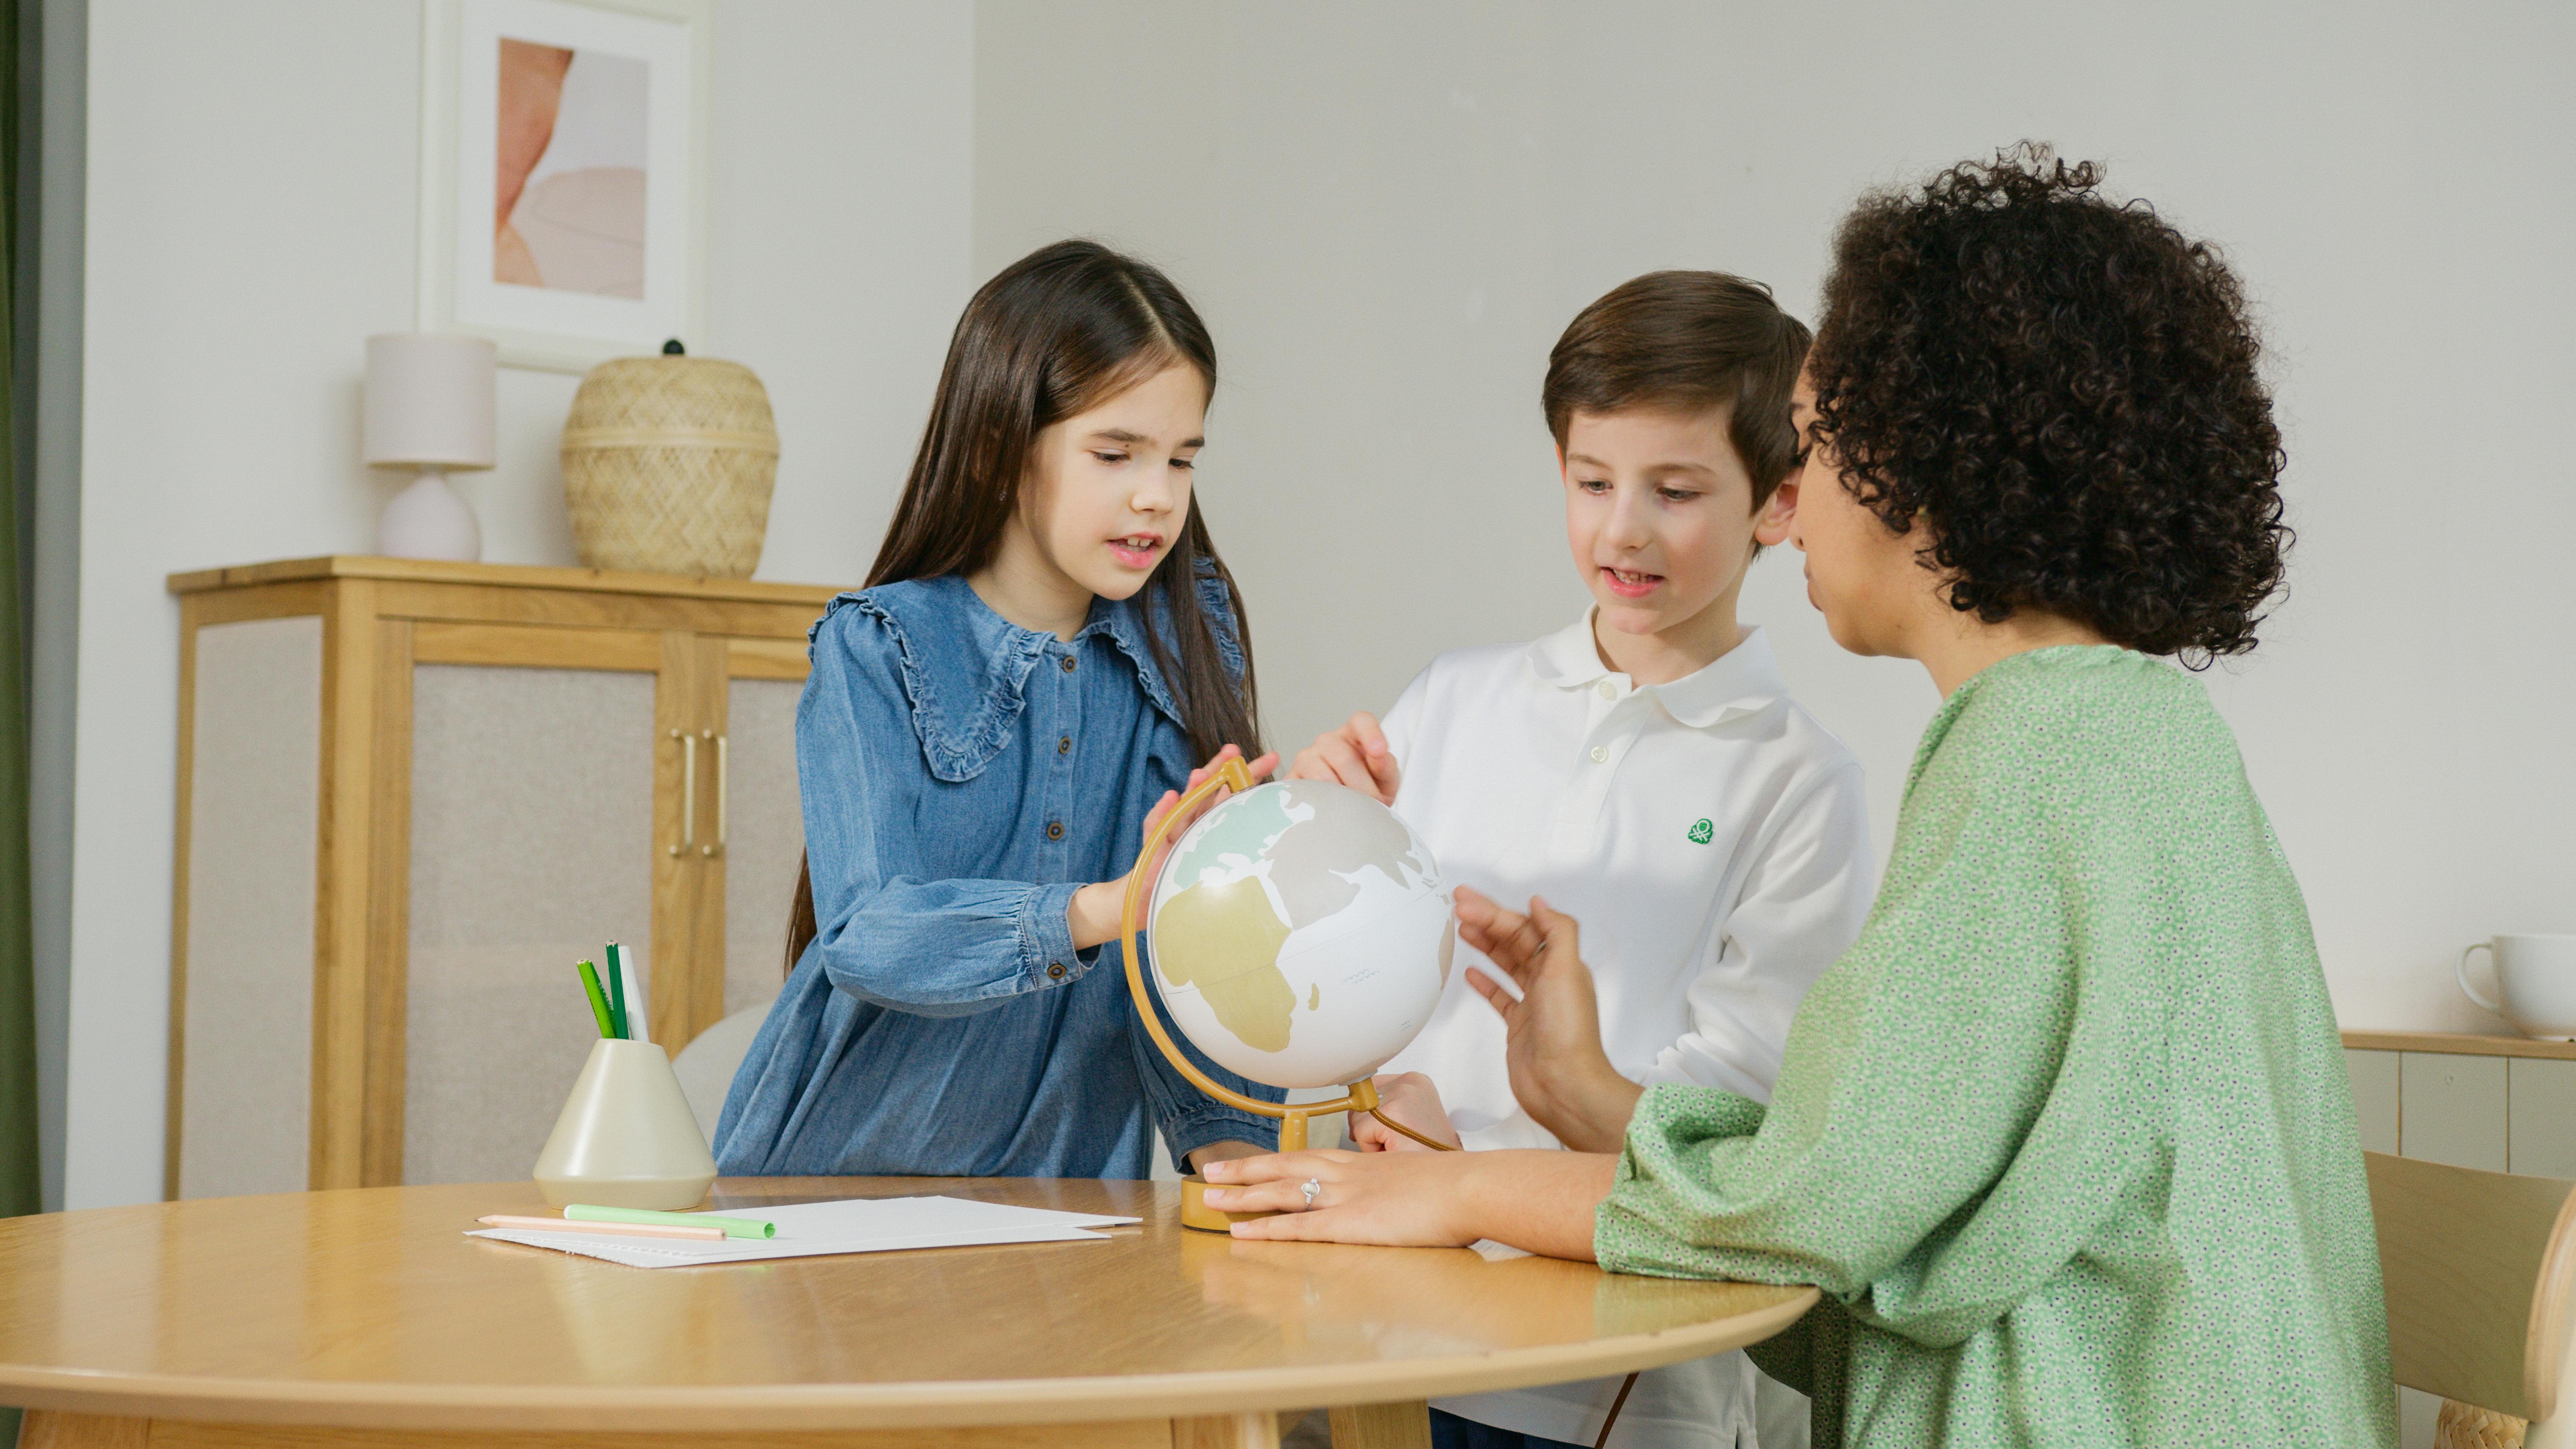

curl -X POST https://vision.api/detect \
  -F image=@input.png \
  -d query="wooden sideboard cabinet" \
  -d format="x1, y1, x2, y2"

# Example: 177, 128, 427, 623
168, 556, 841, 1200
2342, 1029, 2576, 1447
2340, 1031, 2576, 1176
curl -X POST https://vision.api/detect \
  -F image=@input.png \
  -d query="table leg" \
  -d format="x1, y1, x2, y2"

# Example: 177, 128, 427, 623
18, 1413, 150, 1449
1326, 1402, 1432, 1449
1171, 1411, 1282, 1449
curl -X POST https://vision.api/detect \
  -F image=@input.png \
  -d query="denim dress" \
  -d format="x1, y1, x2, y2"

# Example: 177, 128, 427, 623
712, 573, 1283, 1178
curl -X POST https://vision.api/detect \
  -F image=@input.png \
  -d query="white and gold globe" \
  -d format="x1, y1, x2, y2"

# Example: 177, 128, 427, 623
1147, 780, 1454, 1090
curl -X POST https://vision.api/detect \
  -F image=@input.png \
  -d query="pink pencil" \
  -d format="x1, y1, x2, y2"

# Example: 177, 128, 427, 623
476, 1214, 725, 1241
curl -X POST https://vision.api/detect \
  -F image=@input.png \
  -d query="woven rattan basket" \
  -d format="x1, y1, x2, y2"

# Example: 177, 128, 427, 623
2437, 1399, 2527, 1448
561, 347, 779, 578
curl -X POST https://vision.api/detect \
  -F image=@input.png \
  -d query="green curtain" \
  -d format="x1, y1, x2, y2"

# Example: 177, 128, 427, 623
0, 0, 34, 1229
0, 0, 30, 1442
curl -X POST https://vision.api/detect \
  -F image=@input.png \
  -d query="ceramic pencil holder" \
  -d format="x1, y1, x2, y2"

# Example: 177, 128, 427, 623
532, 1038, 718, 1210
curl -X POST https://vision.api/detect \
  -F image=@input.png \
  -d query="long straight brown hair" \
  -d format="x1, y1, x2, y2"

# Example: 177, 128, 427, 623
785, 240, 1263, 974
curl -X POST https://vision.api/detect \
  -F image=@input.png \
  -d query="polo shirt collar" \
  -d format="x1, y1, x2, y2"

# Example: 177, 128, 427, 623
1526, 610, 1785, 729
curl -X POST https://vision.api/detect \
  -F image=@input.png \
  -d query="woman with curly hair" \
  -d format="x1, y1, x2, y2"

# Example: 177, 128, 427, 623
1200, 148, 2394, 1447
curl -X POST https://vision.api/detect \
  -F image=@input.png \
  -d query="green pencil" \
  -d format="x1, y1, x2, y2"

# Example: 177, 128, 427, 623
604, 941, 628, 1039
566, 1203, 776, 1239
574, 960, 615, 1039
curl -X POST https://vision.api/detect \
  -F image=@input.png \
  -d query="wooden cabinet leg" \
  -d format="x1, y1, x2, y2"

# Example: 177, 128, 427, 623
1327, 1401, 1433, 1449
18, 1412, 151, 1449
1173, 1410, 1285, 1449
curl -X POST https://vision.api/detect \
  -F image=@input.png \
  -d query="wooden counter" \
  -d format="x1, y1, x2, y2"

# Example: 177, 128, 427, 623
2342, 1031, 2576, 1062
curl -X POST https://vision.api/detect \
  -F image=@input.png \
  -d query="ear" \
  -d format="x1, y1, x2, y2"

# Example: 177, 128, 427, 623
1753, 478, 1798, 548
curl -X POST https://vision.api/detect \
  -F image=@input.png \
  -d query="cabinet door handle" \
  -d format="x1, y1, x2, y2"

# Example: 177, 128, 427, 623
670, 728, 696, 857
708, 733, 727, 857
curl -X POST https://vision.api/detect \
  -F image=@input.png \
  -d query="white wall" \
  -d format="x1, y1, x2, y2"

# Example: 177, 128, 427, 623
973, 1, 2576, 1034
54, 0, 2576, 1205
62, 0, 974, 1208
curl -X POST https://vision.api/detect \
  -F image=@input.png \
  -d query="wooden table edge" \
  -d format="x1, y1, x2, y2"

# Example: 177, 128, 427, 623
0, 1285, 1815, 1432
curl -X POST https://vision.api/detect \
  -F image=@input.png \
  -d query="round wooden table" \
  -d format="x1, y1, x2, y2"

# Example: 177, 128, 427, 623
0, 1177, 1814, 1449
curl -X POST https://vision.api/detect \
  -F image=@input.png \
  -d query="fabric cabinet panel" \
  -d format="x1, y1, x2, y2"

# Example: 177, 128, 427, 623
2398, 1053, 2507, 1172
402, 664, 657, 1185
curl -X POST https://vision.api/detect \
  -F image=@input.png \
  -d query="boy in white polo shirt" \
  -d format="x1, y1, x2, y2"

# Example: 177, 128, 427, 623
1290, 272, 1872, 1449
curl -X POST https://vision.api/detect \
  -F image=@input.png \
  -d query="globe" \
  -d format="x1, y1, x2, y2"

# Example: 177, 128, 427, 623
1146, 780, 1454, 1091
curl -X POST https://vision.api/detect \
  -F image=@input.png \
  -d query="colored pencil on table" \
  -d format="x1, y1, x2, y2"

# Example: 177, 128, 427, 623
574, 960, 615, 1039
476, 1214, 724, 1242
604, 941, 628, 1039
566, 1203, 776, 1240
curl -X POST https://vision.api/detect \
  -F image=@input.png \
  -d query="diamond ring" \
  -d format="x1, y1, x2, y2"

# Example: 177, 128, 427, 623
1300, 1177, 1322, 1209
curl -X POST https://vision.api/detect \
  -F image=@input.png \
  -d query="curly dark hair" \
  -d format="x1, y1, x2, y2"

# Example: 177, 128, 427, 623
1807, 144, 2290, 662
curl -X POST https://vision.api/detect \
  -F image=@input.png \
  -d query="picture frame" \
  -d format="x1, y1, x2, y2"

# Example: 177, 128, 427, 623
417, 0, 713, 373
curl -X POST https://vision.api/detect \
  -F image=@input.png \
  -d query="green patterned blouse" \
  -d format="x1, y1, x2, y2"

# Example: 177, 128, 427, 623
1596, 647, 2394, 1447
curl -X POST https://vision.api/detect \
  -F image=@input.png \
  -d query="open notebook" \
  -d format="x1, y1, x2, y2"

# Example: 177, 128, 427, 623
466, 1195, 1143, 1269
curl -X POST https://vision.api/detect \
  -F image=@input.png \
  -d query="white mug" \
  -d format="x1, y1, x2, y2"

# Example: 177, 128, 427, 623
2459, 935, 2576, 1041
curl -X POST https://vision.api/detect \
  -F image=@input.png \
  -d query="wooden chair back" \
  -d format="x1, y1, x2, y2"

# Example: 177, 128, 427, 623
2368, 1150, 2576, 1436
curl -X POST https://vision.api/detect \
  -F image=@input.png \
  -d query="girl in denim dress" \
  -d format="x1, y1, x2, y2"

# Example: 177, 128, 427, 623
714, 242, 1284, 1179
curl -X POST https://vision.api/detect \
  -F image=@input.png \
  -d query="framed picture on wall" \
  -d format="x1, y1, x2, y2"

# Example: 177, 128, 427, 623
417, 0, 712, 372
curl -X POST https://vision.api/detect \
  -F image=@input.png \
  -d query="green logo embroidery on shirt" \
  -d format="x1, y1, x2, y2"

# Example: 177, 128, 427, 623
1687, 818, 1714, 845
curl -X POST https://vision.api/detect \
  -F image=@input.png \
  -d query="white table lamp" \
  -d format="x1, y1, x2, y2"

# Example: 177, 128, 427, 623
364, 334, 496, 562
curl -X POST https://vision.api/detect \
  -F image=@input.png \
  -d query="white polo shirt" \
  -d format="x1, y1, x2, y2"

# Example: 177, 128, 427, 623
1376, 613, 1874, 1449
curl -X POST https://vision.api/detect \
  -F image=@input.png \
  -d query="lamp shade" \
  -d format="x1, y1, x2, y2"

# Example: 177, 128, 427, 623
364, 333, 496, 469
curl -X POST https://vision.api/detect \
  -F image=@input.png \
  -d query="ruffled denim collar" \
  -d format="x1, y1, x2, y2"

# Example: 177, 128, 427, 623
823, 572, 1239, 782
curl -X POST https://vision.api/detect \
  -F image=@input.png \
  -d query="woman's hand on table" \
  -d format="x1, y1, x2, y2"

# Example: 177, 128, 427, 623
1454, 888, 1644, 1154
1200, 1147, 1616, 1260
1286, 712, 1401, 804
1067, 744, 1278, 950
1348, 1072, 1462, 1151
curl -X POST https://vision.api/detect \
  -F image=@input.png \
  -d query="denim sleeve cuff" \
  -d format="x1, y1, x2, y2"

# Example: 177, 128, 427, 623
1019, 881, 1086, 987
1162, 1103, 1279, 1165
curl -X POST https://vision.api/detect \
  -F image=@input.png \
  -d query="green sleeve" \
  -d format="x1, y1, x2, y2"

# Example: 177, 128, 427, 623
1595, 706, 2173, 1352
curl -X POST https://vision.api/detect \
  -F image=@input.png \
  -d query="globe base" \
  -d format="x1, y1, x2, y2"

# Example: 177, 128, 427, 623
1177, 1104, 1345, 1232
1181, 1175, 1280, 1233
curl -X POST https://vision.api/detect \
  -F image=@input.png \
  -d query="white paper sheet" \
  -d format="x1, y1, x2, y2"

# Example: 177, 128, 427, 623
465, 1195, 1144, 1269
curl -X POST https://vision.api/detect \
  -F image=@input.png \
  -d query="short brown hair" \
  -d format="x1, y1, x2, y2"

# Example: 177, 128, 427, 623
1542, 271, 1813, 507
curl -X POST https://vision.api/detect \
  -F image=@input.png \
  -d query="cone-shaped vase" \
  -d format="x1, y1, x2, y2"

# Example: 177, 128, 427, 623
532, 1039, 717, 1209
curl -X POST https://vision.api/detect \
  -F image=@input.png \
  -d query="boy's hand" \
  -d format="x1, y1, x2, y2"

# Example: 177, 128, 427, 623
1348, 1072, 1461, 1152
1287, 713, 1401, 805
1067, 745, 1278, 950
1454, 888, 1643, 1154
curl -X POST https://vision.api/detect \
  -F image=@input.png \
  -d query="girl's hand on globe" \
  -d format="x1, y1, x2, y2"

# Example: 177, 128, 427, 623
1200, 1146, 1615, 1259
1066, 744, 1278, 950
1349, 1072, 1462, 1152
1453, 889, 1643, 1154
1287, 712, 1402, 804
